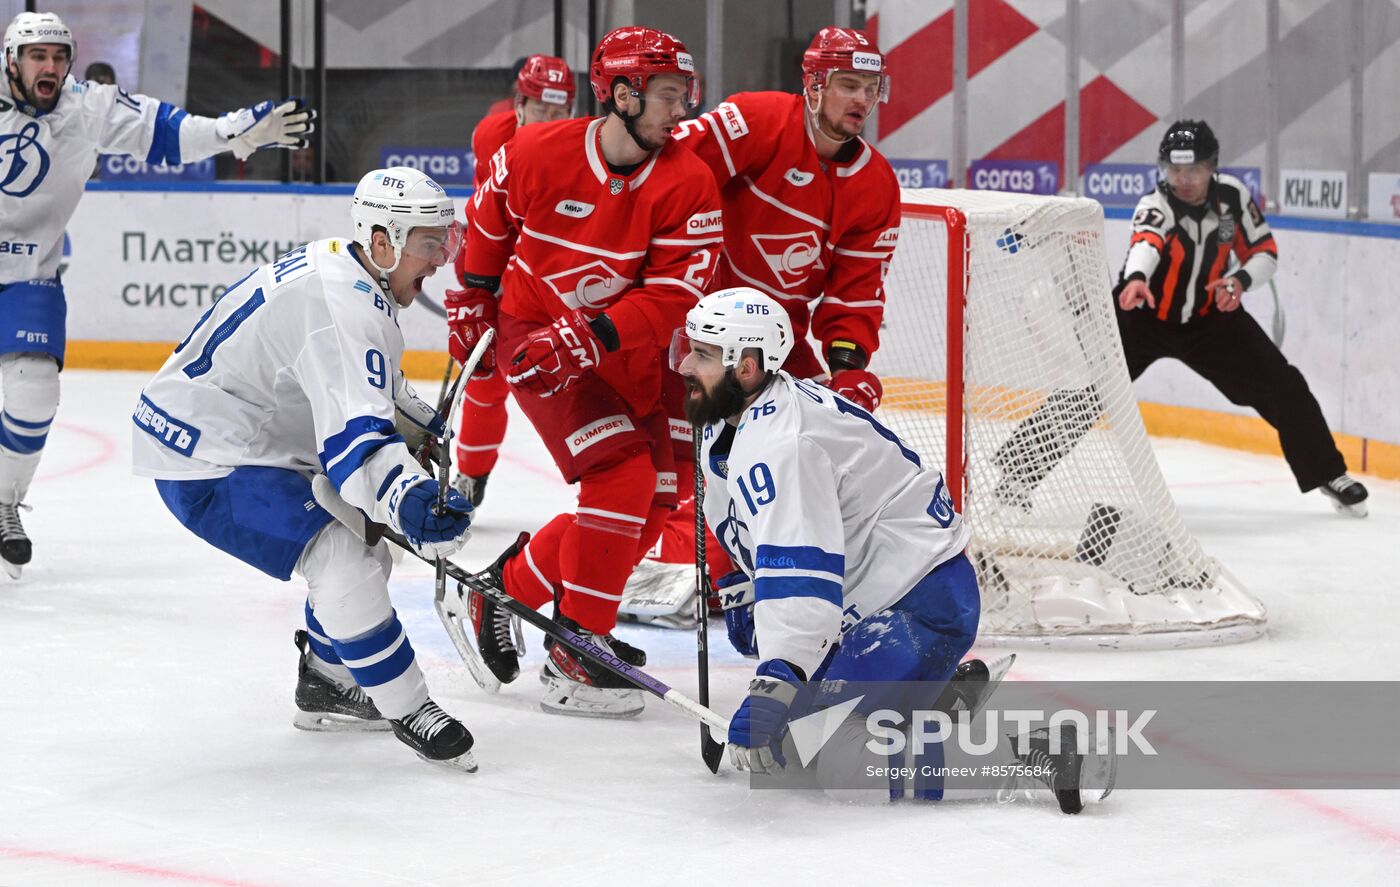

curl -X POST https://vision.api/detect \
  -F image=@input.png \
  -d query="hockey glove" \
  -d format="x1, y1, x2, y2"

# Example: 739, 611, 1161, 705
729, 659, 804, 775
716, 571, 758, 658
217, 98, 316, 160
445, 282, 498, 374
387, 476, 473, 559
826, 368, 883, 412
507, 309, 606, 398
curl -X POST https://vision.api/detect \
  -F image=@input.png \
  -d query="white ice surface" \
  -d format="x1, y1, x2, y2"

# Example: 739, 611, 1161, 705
3, 370, 1399, 886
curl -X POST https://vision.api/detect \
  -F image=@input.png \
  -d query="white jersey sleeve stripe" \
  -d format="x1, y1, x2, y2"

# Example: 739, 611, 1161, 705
319, 415, 403, 491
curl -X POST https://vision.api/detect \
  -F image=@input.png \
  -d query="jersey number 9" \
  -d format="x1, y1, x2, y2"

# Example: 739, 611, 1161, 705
365, 349, 387, 389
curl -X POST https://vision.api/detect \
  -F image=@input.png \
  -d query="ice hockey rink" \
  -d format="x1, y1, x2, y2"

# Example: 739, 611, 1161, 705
2, 368, 1398, 887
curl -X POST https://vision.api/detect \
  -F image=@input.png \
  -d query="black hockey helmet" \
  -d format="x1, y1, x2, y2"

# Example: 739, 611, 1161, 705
1158, 119, 1219, 166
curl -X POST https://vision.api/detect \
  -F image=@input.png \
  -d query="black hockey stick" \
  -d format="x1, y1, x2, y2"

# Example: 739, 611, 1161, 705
309, 475, 733, 758
692, 429, 725, 773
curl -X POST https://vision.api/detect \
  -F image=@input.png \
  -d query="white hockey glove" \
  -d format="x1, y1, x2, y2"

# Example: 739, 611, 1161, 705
216, 98, 317, 160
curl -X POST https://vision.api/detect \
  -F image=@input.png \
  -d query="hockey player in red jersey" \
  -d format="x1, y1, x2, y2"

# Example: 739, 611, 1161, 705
620, 26, 902, 625
450, 27, 721, 717
446, 54, 576, 508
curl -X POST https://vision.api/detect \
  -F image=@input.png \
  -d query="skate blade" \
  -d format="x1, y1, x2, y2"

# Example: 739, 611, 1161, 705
434, 596, 504, 694
1081, 726, 1119, 804
417, 748, 479, 773
1329, 498, 1369, 518
3, 562, 20, 580
293, 710, 393, 733
539, 675, 645, 719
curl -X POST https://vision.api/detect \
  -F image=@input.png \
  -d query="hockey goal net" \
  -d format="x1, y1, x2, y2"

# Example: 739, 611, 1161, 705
874, 188, 1266, 648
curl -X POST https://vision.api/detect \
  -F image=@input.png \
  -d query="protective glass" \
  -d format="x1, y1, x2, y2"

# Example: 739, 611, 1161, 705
402, 220, 463, 266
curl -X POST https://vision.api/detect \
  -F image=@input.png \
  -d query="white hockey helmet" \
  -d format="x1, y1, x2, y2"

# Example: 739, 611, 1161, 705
672, 287, 794, 373
351, 166, 461, 274
4, 11, 75, 67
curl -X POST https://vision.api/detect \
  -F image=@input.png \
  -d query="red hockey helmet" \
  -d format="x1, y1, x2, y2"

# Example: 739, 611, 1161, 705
802, 27, 889, 103
516, 54, 576, 107
589, 26, 699, 109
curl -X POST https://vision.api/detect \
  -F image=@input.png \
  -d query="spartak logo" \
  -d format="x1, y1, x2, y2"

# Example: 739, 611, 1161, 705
542, 259, 632, 310
751, 231, 824, 289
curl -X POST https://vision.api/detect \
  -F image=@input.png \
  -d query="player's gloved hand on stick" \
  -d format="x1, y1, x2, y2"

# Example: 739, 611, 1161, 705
217, 98, 316, 160
728, 659, 804, 774
507, 309, 607, 398
389, 476, 473, 559
445, 285, 498, 374
716, 571, 758, 658
826, 368, 883, 412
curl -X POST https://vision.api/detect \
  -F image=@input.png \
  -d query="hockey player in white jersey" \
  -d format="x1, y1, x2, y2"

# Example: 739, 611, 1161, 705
674, 289, 1114, 812
1, 11, 314, 577
132, 167, 478, 771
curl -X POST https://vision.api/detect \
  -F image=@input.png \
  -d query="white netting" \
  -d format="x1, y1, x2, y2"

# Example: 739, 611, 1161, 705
875, 188, 1266, 648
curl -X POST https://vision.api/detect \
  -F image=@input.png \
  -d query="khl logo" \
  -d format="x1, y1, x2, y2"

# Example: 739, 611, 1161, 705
0, 122, 51, 197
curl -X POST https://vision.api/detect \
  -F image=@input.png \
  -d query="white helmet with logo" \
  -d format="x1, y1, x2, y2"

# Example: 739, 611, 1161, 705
4, 12, 75, 67
676, 286, 794, 372
351, 166, 460, 275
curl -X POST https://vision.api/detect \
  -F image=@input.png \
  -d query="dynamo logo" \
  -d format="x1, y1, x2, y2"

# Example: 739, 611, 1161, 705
0, 122, 51, 197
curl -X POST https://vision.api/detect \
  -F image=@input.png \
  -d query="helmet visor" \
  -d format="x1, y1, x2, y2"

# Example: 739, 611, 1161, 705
402, 220, 463, 266
668, 327, 695, 373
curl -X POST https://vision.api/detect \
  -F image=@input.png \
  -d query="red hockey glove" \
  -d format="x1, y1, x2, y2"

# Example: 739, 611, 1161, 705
445, 286, 497, 375
826, 368, 883, 412
506, 309, 605, 398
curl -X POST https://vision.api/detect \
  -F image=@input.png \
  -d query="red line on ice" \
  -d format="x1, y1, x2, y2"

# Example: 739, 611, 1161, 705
35, 421, 117, 482
0, 843, 283, 887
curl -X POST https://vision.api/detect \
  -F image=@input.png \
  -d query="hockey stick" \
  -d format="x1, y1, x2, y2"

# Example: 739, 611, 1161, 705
692, 430, 725, 773
431, 331, 506, 694
435, 351, 456, 411
310, 473, 732, 742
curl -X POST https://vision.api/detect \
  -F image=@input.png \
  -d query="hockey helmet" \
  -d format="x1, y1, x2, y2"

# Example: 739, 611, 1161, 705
802, 26, 889, 103
589, 26, 698, 109
517, 54, 575, 107
4, 11, 74, 67
672, 287, 794, 373
351, 167, 461, 274
1158, 119, 1219, 167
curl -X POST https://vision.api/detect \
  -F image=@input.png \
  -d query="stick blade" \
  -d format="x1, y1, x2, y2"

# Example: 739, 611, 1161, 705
701, 728, 724, 773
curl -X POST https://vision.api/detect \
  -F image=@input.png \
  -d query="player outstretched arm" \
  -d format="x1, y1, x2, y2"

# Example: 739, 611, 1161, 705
90, 86, 316, 166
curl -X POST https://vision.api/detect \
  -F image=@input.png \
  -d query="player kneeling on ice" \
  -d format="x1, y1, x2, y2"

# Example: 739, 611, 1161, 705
675, 288, 1115, 811
1, 11, 316, 579
132, 168, 479, 772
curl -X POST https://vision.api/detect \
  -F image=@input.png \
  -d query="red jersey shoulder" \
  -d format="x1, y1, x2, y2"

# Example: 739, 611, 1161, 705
709, 91, 801, 143
471, 110, 517, 160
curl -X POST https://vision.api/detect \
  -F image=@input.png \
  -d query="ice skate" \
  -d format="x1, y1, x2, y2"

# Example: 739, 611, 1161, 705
453, 471, 490, 508
0, 501, 31, 580
539, 629, 646, 683
1320, 474, 1368, 518
538, 615, 645, 718
291, 631, 391, 733
390, 698, 478, 772
935, 654, 1015, 719
451, 532, 530, 692
1002, 724, 1117, 815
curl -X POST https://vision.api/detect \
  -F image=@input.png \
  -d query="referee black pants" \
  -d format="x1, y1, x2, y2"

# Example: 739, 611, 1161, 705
1116, 307, 1346, 492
